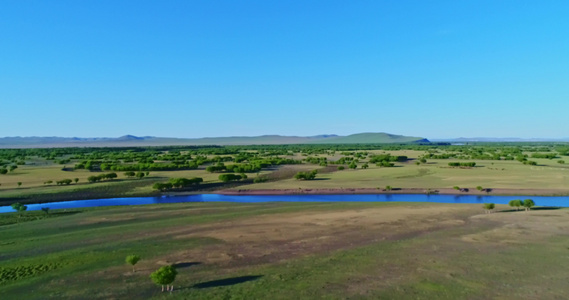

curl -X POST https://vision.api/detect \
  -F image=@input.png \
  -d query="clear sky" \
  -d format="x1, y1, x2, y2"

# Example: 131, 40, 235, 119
1, 1, 568, 139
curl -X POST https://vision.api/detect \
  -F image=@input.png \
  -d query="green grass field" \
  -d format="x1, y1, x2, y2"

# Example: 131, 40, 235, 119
2, 201, 569, 299
2, 148, 568, 205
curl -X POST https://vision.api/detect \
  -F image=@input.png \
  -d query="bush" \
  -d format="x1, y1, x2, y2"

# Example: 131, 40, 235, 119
294, 170, 318, 180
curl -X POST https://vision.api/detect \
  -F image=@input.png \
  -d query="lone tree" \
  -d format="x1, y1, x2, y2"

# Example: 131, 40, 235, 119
74, 178, 79, 184
476, 186, 483, 191
508, 199, 522, 211
483, 203, 495, 213
41, 207, 50, 214
17, 182, 22, 187
150, 265, 178, 292
453, 186, 460, 190
126, 255, 141, 273
11, 202, 27, 217
523, 199, 535, 211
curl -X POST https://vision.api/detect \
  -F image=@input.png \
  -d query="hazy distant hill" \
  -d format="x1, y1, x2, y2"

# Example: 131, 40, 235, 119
0, 133, 429, 148
431, 137, 569, 143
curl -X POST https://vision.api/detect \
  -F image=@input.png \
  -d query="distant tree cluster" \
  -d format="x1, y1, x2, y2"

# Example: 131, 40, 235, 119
294, 170, 318, 180
531, 153, 558, 159
87, 173, 118, 183
448, 162, 476, 167
152, 177, 203, 191
218, 173, 247, 182
509, 199, 535, 211
0, 165, 17, 174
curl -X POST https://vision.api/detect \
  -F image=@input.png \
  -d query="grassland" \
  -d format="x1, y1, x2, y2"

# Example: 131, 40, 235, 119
1, 145, 569, 206
2, 201, 569, 299
240, 150, 569, 191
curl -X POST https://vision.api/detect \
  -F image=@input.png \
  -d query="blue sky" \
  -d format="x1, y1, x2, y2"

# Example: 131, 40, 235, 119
1, 0, 568, 139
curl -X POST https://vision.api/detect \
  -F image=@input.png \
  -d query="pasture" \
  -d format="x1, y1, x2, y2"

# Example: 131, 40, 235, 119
2, 201, 569, 299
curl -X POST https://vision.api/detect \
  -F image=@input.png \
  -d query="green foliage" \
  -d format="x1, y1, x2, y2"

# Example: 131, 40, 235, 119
41, 207, 50, 214
453, 186, 460, 190
0, 263, 61, 284
294, 170, 318, 180
483, 203, 495, 211
56, 179, 73, 185
337, 166, 345, 170
219, 173, 245, 182
476, 186, 483, 191
87, 173, 118, 183
531, 153, 558, 159
523, 199, 535, 211
508, 199, 522, 210
557, 160, 565, 164
385, 185, 392, 191
448, 162, 476, 167
126, 255, 141, 272
150, 265, 178, 286
11, 202, 27, 213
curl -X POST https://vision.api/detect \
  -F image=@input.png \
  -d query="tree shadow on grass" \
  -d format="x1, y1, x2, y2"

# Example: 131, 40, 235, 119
497, 207, 562, 213
173, 262, 201, 269
193, 275, 263, 289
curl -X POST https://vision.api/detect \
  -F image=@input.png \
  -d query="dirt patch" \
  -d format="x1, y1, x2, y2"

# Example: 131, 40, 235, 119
159, 205, 477, 268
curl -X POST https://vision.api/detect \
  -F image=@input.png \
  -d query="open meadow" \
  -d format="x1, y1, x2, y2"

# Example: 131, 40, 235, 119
1, 144, 568, 205
2, 201, 569, 299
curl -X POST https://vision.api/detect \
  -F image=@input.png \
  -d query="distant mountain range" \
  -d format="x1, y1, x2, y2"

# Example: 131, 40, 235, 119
432, 137, 569, 142
0, 133, 430, 148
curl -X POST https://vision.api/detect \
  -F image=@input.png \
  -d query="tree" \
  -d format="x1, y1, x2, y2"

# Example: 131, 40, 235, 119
136, 172, 145, 179
508, 199, 522, 211
337, 166, 345, 170
453, 186, 460, 190
9, 165, 17, 172
124, 171, 135, 178
483, 203, 495, 213
126, 255, 141, 273
349, 162, 357, 169
385, 185, 392, 191
17, 182, 22, 187
11, 202, 27, 217
150, 265, 178, 292
523, 199, 535, 211
476, 186, 483, 191
41, 207, 50, 214
74, 178, 79, 184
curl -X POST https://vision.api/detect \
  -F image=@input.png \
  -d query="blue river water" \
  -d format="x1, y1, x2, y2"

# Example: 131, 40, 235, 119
1, 194, 568, 213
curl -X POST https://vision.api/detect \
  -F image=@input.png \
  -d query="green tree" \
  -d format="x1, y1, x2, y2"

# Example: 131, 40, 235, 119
508, 199, 522, 211
11, 202, 27, 217
385, 185, 392, 191
337, 166, 345, 170
136, 172, 145, 179
150, 265, 178, 292
126, 255, 141, 273
41, 207, 50, 214
483, 203, 495, 213
17, 182, 22, 187
523, 199, 535, 211
9, 165, 17, 172
453, 186, 460, 190
74, 178, 79, 184
476, 186, 483, 191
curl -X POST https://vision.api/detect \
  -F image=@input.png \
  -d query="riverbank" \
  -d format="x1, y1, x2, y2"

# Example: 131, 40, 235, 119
220, 187, 569, 197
